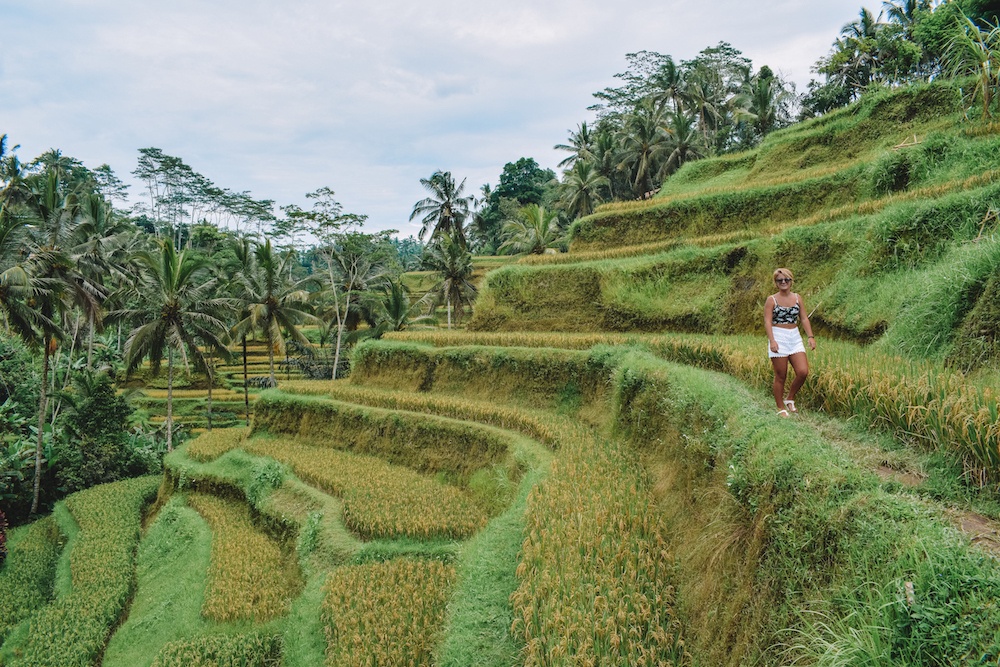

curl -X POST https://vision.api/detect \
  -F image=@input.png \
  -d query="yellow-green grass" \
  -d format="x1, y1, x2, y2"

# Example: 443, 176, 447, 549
281, 380, 572, 448
251, 392, 512, 483
140, 389, 256, 400
379, 331, 1000, 483
150, 633, 283, 667
321, 558, 456, 667
187, 492, 302, 622
350, 340, 614, 411
242, 436, 489, 540
185, 427, 252, 462
3, 477, 160, 667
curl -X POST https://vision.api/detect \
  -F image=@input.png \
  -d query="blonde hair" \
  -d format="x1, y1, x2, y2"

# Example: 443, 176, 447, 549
773, 268, 794, 282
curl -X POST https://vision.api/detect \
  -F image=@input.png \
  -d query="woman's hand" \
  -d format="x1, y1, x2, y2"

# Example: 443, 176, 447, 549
769, 339, 779, 353
807, 336, 816, 351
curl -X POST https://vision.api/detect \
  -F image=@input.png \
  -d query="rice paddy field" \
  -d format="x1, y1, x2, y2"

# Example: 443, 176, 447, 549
5, 82, 1000, 666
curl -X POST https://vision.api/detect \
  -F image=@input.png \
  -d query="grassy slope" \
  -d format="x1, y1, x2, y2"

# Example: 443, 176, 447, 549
469, 80, 1000, 372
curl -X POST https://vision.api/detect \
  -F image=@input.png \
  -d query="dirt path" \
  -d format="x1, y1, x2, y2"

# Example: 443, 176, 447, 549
798, 410, 1000, 558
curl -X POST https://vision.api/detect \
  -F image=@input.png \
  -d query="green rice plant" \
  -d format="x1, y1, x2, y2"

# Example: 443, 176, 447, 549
321, 558, 456, 667
280, 380, 568, 448
241, 437, 489, 540
185, 428, 250, 462
186, 492, 301, 622
510, 426, 687, 665
0, 517, 64, 642
5, 476, 160, 667
150, 632, 283, 667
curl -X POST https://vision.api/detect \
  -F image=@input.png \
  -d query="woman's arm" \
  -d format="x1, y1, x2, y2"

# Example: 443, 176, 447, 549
797, 294, 816, 350
764, 296, 778, 353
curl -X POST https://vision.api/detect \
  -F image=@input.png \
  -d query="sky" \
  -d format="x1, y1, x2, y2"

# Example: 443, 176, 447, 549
1, 0, 869, 238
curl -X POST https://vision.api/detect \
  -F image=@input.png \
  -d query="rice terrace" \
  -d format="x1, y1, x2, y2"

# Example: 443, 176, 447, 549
6, 2, 1000, 666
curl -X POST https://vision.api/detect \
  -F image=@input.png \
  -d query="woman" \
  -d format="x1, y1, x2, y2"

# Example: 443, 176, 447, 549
764, 268, 815, 417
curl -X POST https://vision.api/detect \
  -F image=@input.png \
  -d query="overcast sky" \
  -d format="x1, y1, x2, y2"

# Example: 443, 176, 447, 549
1, 1, 868, 238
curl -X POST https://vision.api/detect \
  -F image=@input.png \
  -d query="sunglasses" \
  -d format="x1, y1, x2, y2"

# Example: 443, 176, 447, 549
775, 278, 792, 284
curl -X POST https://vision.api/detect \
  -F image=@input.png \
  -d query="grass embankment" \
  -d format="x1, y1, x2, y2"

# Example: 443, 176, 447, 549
394, 330, 1000, 485
0, 518, 64, 644
352, 339, 1000, 665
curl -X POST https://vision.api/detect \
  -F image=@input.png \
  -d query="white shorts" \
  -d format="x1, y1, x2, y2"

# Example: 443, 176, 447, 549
768, 327, 805, 358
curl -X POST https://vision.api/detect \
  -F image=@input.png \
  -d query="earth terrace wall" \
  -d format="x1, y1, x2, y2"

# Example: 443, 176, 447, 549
251, 390, 515, 485
349, 340, 1000, 664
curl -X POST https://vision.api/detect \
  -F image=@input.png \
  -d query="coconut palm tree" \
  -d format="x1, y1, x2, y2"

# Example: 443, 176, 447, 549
409, 171, 474, 248
20, 171, 104, 513
421, 234, 476, 328
554, 122, 596, 168
659, 111, 709, 179
558, 161, 609, 220
0, 206, 41, 339
230, 239, 317, 386
616, 98, 671, 198
499, 204, 563, 255
119, 240, 231, 451
316, 238, 386, 379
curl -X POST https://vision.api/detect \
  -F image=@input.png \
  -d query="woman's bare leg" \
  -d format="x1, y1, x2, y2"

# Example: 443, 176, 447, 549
786, 352, 809, 402
771, 356, 789, 410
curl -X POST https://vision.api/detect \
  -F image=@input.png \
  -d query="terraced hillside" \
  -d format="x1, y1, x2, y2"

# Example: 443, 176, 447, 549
4, 81, 1000, 666
471, 81, 1000, 366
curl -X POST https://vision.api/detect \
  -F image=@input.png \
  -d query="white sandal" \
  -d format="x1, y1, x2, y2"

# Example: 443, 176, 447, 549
776, 409, 790, 418
783, 400, 797, 414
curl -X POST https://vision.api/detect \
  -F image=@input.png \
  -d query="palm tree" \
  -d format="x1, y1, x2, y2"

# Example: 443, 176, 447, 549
0, 206, 41, 339
120, 240, 230, 451
230, 239, 316, 386
554, 122, 596, 168
21, 171, 104, 513
659, 111, 708, 179
316, 239, 386, 379
225, 235, 256, 423
421, 235, 476, 328
616, 98, 671, 198
883, 0, 929, 35
409, 171, 474, 248
558, 161, 609, 220
499, 204, 563, 255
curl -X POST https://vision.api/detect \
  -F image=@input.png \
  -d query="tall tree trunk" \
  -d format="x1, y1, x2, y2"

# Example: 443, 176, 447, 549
268, 335, 276, 387
30, 339, 51, 515
242, 335, 250, 424
87, 312, 95, 370
167, 347, 174, 452
332, 289, 352, 380
206, 353, 213, 432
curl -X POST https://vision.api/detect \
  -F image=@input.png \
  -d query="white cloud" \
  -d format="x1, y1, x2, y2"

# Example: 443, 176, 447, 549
0, 0, 865, 235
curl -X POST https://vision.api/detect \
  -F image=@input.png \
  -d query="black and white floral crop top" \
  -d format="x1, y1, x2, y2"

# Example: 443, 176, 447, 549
771, 295, 800, 325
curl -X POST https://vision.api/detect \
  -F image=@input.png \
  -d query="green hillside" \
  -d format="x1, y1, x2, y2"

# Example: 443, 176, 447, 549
6, 81, 1000, 666
470, 80, 1000, 372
